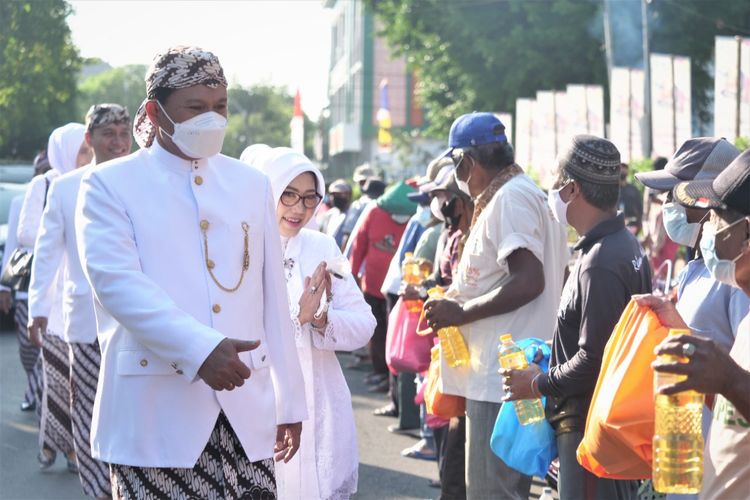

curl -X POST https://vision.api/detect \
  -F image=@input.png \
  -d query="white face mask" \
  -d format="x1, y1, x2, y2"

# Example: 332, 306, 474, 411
662, 202, 702, 248
453, 156, 472, 197
430, 196, 445, 222
157, 101, 227, 159
700, 221, 745, 288
548, 184, 571, 226
415, 203, 432, 226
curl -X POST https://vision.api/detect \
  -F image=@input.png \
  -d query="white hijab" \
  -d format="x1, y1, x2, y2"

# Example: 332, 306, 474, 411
253, 147, 325, 205
47, 122, 85, 175
239, 143, 272, 167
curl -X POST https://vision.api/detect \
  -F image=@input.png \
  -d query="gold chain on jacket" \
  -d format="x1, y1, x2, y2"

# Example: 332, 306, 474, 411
200, 220, 250, 293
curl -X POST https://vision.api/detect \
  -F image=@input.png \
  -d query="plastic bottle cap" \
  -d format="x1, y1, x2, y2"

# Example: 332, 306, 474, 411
499, 333, 512, 342
668, 328, 690, 336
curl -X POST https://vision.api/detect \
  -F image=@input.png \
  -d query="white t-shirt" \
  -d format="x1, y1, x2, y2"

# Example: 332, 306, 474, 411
441, 174, 569, 403
700, 310, 750, 500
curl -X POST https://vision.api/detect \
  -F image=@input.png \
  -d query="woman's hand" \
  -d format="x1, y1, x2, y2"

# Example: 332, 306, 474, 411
298, 262, 328, 325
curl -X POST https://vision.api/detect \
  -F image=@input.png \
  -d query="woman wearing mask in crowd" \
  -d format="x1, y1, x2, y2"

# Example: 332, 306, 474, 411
252, 147, 376, 500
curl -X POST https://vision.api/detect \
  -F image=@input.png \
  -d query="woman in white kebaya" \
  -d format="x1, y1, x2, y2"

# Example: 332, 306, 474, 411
253, 147, 375, 500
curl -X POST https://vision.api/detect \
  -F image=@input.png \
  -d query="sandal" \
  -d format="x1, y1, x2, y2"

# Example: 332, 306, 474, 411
373, 403, 398, 417
38, 449, 55, 470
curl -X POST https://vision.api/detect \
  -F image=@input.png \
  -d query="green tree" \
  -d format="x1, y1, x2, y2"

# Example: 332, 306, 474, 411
368, 0, 750, 137
223, 84, 315, 159
367, 0, 606, 136
0, 0, 80, 159
77, 64, 148, 125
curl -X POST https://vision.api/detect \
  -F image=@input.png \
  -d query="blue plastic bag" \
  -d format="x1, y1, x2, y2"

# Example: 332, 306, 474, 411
490, 338, 557, 478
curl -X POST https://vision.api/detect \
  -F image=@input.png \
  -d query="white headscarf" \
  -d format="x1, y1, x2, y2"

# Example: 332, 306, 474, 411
239, 143, 272, 166
47, 122, 85, 175
252, 147, 325, 205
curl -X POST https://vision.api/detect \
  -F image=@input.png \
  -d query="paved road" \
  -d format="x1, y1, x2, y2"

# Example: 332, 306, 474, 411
0, 328, 551, 499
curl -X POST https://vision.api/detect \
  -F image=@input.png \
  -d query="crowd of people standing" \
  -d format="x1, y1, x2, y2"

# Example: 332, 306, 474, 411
0, 44, 748, 500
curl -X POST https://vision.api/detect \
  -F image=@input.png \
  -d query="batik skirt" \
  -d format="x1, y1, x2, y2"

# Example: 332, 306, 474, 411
39, 332, 75, 456
110, 412, 277, 500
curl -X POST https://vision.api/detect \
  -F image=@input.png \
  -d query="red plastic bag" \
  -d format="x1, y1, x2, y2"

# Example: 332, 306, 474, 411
576, 299, 670, 479
386, 296, 434, 374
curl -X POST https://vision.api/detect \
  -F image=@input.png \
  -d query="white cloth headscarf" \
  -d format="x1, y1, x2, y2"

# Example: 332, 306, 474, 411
239, 143, 272, 166
47, 122, 85, 175
253, 147, 325, 205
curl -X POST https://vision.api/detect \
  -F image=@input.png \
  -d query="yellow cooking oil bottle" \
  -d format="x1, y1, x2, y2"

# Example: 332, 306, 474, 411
498, 333, 545, 425
652, 328, 704, 494
425, 286, 469, 367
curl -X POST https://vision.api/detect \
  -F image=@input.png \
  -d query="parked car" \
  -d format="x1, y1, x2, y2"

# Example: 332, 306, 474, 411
0, 164, 34, 184
0, 167, 31, 331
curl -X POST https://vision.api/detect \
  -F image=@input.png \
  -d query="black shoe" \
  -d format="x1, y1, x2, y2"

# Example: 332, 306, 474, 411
387, 424, 420, 436
373, 403, 398, 417
364, 372, 388, 385
367, 378, 389, 393
20, 400, 36, 412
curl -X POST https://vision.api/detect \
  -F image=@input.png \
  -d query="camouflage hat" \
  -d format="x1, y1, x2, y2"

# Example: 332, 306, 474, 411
85, 103, 130, 132
133, 46, 227, 149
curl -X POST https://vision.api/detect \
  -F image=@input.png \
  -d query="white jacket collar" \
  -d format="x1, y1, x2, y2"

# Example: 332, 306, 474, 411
147, 139, 209, 173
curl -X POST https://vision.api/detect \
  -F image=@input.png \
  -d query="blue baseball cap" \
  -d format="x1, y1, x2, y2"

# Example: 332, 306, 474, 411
441, 112, 508, 158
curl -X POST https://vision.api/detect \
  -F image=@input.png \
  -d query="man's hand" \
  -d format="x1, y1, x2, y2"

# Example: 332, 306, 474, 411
274, 422, 302, 463
27, 316, 47, 348
633, 294, 688, 330
198, 338, 259, 391
423, 297, 465, 330
652, 333, 734, 397
502, 363, 541, 401
398, 283, 421, 300
0, 290, 12, 314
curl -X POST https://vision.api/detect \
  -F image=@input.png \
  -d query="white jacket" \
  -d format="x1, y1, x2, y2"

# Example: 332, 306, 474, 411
19, 171, 64, 335
76, 142, 307, 467
29, 167, 96, 343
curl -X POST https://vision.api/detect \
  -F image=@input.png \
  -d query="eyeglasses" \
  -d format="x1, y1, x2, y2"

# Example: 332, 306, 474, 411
280, 191, 322, 209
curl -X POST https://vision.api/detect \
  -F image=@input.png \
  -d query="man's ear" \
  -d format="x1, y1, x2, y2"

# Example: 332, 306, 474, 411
144, 100, 160, 126
84, 130, 93, 147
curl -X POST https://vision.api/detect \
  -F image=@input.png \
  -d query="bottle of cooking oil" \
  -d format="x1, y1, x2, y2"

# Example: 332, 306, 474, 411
652, 328, 704, 494
401, 252, 424, 313
498, 334, 545, 425
425, 287, 469, 367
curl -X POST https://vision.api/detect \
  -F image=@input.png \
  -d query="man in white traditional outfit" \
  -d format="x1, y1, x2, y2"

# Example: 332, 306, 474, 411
75, 46, 307, 499
29, 103, 132, 498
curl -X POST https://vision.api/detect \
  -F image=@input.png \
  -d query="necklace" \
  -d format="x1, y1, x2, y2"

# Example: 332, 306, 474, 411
200, 220, 250, 293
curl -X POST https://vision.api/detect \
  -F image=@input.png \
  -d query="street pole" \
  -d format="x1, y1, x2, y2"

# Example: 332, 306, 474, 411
736, 36, 742, 139
603, 0, 614, 90
641, 0, 652, 159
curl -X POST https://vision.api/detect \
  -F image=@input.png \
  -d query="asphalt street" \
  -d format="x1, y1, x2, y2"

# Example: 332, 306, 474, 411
0, 327, 550, 499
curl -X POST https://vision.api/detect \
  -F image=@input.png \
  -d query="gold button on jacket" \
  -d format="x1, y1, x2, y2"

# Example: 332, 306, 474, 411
194, 176, 203, 185
212, 304, 221, 313
140, 359, 148, 367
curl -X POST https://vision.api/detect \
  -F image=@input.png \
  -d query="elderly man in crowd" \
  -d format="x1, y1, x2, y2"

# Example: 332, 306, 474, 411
425, 112, 569, 499
75, 46, 306, 499
638, 148, 750, 500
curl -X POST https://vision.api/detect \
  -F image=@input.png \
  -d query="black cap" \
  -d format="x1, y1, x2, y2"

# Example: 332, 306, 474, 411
674, 148, 750, 215
636, 137, 739, 191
